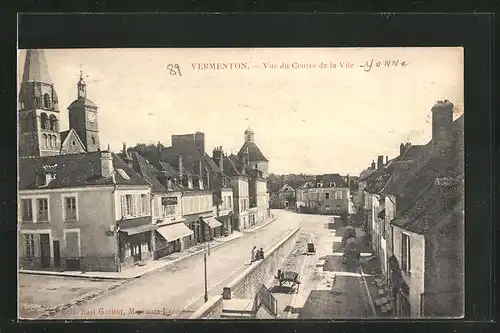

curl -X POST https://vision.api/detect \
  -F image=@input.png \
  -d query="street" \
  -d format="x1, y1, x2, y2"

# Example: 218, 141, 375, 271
261, 211, 376, 319
20, 210, 376, 320
27, 210, 300, 319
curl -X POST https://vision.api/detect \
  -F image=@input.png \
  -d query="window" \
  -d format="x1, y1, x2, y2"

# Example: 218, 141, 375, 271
49, 115, 58, 131
92, 136, 96, 144
43, 93, 51, 108
228, 196, 232, 208
121, 194, 133, 217
117, 168, 131, 180
37, 198, 48, 221
164, 204, 176, 216
401, 233, 411, 273
124, 243, 131, 258
23, 234, 35, 259
335, 191, 342, 200
65, 196, 77, 221
141, 194, 148, 215
325, 193, 330, 199
21, 199, 33, 222
42, 134, 48, 148
40, 113, 48, 129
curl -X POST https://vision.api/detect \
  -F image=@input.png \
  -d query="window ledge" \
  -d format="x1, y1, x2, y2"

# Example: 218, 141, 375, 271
64, 219, 78, 222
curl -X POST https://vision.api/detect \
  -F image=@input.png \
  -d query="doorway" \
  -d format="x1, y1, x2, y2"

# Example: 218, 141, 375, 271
40, 234, 51, 268
53, 240, 61, 268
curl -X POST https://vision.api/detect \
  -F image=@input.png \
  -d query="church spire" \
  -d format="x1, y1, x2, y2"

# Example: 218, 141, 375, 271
22, 49, 53, 84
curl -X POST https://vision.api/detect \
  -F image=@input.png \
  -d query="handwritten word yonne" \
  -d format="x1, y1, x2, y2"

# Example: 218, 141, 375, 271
360, 59, 409, 72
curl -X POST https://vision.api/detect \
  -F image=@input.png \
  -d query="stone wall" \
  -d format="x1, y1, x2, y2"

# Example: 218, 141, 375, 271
190, 226, 301, 319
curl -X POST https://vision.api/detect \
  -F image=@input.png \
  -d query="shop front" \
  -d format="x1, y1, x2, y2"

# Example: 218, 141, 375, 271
118, 217, 156, 269
154, 222, 193, 259
217, 213, 233, 236
201, 216, 222, 241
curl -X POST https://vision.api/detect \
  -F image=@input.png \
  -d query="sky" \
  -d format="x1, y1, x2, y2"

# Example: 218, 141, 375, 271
17, 47, 464, 175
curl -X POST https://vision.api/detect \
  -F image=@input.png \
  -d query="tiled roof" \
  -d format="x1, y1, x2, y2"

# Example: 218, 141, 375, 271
391, 176, 463, 234
132, 152, 182, 193
237, 141, 268, 162
19, 151, 150, 190
224, 155, 244, 176
400, 145, 426, 161
322, 174, 348, 187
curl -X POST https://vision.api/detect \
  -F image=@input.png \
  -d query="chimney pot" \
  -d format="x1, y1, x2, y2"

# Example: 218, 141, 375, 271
377, 155, 384, 169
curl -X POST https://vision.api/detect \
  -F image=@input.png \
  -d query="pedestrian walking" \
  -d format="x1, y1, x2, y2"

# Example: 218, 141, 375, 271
250, 246, 257, 264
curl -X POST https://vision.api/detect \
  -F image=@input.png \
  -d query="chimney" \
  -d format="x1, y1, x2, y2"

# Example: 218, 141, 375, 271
213, 146, 224, 171
431, 100, 454, 148
122, 142, 133, 168
194, 132, 205, 153
157, 141, 162, 163
377, 156, 384, 169
371, 160, 376, 169
178, 155, 184, 176
385, 156, 389, 165
100, 151, 114, 178
346, 174, 350, 187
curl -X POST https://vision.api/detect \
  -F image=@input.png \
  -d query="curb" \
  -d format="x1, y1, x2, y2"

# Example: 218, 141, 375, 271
20, 233, 244, 281
242, 216, 277, 233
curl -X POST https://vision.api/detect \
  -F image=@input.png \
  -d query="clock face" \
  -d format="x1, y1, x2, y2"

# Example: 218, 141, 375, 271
88, 113, 97, 124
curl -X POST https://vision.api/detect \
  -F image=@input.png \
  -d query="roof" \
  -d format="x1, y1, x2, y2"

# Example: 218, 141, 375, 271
68, 97, 98, 109
391, 176, 463, 234
224, 154, 244, 177
279, 184, 295, 192
19, 151, 150, 190
237, 141, 268, 162
322, 174, 348, 187
22, 49, 53, 83
400, 145, 426, 161
132, 152, 181, 193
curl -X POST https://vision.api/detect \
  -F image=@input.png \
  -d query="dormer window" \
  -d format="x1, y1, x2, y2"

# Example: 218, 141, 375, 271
117, 168, 130, 180
188, 178, 193, 189
199, 179, 204, 190
167, 178, 173, 191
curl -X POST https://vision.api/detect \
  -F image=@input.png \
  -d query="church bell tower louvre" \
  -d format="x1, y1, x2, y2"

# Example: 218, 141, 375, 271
68, 70, 101, 152
18, 49, 61, 157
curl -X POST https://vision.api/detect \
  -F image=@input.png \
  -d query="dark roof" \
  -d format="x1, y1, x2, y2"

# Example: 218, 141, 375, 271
391, 176, 463, 234
224, 155, 244, 177
132, 152, 182, 193
158, 161, 180, 178
19, 151, 150, 190
322, 174, 348, 187
60, 130, 71, 144
400, 145, 426, 161
68, 97, 98, 109
237, 141, 268, 162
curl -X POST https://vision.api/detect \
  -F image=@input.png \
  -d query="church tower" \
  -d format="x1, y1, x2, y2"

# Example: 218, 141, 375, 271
244, 127, 255, 142
18, 49, 61, 157
68, 71, 100, 152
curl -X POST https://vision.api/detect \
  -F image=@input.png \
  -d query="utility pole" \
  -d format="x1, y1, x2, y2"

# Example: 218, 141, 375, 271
204, 252, 208, 302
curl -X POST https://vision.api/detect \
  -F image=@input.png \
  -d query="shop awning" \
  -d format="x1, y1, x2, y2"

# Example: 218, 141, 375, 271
202, 217, 222, 229
120, 224, 157, 235
156, 223, 193, 241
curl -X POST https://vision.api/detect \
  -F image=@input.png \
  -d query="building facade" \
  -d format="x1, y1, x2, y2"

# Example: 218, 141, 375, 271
295, 174, 350, 215
19, 151, 154, 272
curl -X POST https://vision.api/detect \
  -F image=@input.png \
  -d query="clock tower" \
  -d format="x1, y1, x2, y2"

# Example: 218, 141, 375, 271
68, 71, 100, 152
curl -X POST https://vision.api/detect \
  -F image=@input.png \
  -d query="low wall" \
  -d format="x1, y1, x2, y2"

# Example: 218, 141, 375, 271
190, 226, 301, 319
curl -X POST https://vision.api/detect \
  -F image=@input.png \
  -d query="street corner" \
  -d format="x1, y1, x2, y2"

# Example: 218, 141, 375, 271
18, 274, 126, 319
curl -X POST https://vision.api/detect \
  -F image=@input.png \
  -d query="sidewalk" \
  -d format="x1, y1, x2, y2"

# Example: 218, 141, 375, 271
20, 231, 244, 280
242, 215, 277, 233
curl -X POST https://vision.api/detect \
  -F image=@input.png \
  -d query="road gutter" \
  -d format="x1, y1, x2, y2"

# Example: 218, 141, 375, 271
359, 264, 377, 317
